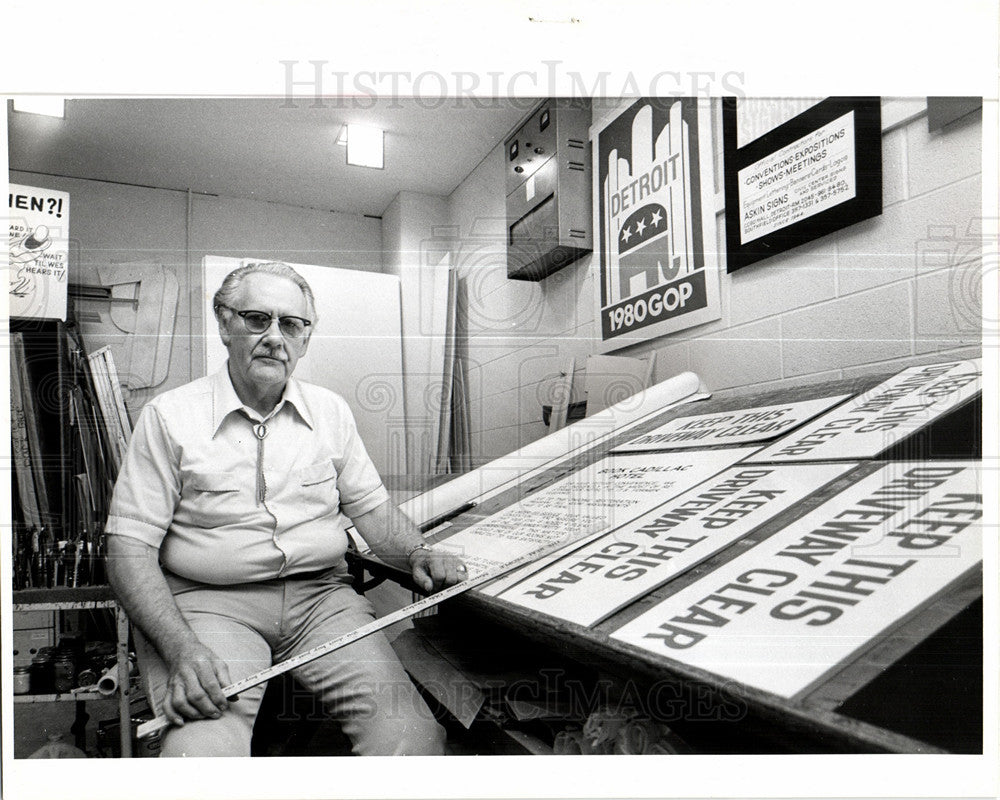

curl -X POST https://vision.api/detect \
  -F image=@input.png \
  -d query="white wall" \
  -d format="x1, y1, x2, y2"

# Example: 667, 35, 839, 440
382, 190, 451, 474
445, 147, 590, 466
444, 100, 983, 467
10, 169, 383, 415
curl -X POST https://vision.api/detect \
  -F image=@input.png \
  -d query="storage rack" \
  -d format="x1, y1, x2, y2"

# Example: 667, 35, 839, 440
13, 586, 134, 757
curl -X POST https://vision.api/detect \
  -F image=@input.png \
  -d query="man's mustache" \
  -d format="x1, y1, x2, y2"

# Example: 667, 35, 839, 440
253, 349, 287, 362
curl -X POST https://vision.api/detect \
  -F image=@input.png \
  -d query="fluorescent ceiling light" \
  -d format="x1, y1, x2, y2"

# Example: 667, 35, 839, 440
345, 124, 384, 169
13, 97, 65, 118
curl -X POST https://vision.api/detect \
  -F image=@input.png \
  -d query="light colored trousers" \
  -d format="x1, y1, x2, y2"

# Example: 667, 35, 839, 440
136, 566, 445, 757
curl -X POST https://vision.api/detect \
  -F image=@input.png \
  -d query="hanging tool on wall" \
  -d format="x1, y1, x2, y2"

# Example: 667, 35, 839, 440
70, 262, 179, 401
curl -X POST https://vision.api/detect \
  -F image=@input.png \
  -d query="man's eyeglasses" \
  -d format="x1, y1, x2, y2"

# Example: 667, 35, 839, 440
216, 304, 312, 339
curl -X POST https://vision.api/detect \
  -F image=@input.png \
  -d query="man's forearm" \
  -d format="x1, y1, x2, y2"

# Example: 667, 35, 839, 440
351, 500, 425, 569
105, 535, 202, 665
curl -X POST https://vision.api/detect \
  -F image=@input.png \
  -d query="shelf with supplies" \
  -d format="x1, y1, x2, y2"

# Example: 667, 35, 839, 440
13, 691, 107, 704
10, 301, 146, 757
13, 585, 139, 757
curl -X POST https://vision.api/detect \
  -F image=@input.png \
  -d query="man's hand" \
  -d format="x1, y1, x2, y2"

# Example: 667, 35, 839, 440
408, 546, 467, 593
160, 640, 233, 726
353, 500, 470, 590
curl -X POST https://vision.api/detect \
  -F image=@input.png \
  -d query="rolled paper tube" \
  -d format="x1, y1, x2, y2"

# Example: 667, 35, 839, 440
398, 371, 706, 527
96, 667, 118, 697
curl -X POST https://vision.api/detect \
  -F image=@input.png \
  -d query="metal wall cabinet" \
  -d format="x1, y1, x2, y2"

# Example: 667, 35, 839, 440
505, 100, 593, 281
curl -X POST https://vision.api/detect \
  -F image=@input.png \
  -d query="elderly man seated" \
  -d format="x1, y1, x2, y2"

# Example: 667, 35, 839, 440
106, 262, 465, 756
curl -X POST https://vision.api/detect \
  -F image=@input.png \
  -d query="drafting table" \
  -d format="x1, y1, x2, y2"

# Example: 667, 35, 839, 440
354, 364, 983, 754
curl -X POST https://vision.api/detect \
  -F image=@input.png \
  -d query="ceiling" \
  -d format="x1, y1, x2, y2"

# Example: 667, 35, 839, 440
7, 97, 537, 217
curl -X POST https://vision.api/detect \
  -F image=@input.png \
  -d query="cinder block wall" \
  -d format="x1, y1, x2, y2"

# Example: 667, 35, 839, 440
661, 98, 983, 397
447, 99, 983, 467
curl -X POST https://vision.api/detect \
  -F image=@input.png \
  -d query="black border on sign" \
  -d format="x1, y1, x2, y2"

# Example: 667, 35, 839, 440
722, 97, 883, 273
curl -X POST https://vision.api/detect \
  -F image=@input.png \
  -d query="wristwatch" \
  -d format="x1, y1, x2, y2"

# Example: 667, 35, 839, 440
406, 542, 433, 563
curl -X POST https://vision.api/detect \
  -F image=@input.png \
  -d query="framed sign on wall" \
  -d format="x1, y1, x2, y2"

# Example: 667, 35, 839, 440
722, 97, 882, 272
592, 98, 721, 352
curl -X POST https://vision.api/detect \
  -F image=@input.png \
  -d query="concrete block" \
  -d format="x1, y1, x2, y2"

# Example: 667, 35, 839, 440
519, 420, 550, 449
518, 379, 551, 425
737, 368, 844, 398
689, 318, 783, 391
839, 346, 982, 380
907, 113, 982, 198
468, 383, 521, 434
464, 363, 484, 403
729, 240, 837, 325
881, 126, 907, 208
651, 340, 691, 383
781, 283, 912, 377
465, 389, 487, 434
474, 424, 522, 464
460, 264, 545, 334
464, 335, 534, 371
714, 214, 733, 319
469, 344, 561, 402
536, 255, 595, 336
837, 176, 981, 295
549, 324, 598, 360
914, 265, 983, 354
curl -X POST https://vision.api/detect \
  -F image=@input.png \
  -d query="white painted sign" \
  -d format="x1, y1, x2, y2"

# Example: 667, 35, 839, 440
494, 462, 857, 625
738, 111, 856, 244
8, 183, 70, 320
438, 449, 753, 580
749, 360, 982, 462
613, 395, 850, 453
612, 462, 983, 699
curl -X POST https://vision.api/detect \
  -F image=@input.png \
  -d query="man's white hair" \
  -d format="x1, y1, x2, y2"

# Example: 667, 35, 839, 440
213, 262, 317, 319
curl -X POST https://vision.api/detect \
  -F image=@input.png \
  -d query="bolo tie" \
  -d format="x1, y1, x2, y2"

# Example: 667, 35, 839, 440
253, 421, 268, 504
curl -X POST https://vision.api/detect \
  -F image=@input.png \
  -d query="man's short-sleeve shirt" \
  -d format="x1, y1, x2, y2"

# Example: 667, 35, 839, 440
105, 366, 389, 584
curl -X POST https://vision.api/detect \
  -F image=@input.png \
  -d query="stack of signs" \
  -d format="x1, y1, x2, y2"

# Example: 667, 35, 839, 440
611, 461, 982, 699
749, 360, 981, 462
489, 462, 858, 623
613, 395, 850, 452
444, 356, 982, 704
436, 449, 753, 579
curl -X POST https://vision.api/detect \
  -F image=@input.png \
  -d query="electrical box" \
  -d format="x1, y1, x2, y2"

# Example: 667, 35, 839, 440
505, 100, 592, 281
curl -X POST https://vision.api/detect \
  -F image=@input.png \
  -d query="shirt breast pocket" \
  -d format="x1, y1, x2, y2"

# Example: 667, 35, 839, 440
187, 471, 243, 528
295, 459, 340, 519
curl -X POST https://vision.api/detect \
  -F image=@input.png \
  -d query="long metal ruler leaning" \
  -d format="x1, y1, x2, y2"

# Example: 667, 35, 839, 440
137, 542, 565, 739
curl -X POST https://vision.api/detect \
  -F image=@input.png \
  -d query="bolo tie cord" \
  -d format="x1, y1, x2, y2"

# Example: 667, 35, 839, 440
253, 422, 268, 504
